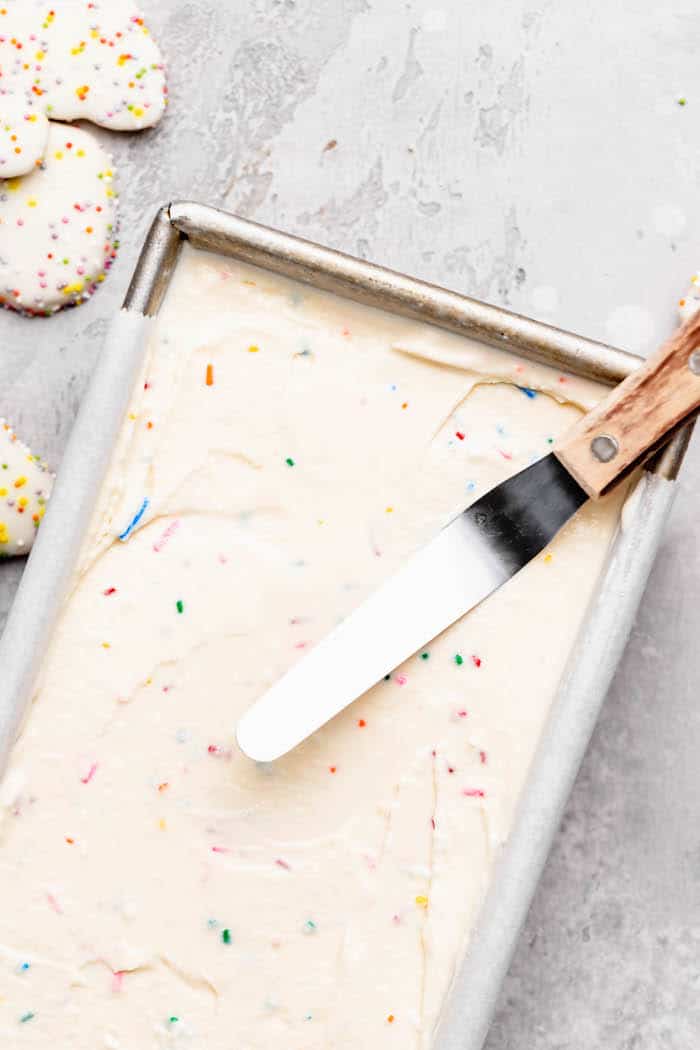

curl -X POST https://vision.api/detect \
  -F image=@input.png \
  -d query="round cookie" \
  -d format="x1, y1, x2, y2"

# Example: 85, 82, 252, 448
679, 273, 700, 323
0, 122, 118, 315
0, 2, 167, 132
0, 98, 50, 178
0, 420, 53, 557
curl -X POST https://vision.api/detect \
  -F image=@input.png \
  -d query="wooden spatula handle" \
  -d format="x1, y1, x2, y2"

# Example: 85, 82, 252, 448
555, 311, 700, 498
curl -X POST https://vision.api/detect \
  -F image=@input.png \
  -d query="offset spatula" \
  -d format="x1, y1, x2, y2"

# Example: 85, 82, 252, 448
237, 313, 700, 762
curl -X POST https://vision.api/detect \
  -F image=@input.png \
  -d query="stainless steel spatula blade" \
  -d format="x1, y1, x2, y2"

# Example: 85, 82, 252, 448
237, 310, 700, 762
236, 455, 587, 762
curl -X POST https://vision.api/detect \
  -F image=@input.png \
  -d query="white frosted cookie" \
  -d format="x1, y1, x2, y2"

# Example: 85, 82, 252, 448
0, 98, 50, 178
0, 122, 118, 315
0, 2, 167, 132
679, 273, 700, 323
0, 420, 53, 557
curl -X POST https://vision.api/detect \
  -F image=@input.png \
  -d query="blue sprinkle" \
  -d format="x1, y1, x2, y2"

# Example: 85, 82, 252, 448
518, 386, 537, 399
118, 498, 150, 542
466, 481, 476, 492
389, 384, 397, 392
496, 423, 506, 436
17, 962, 30, 973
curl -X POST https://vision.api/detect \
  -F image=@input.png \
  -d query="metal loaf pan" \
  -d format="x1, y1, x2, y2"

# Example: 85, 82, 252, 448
0, 203, 691, 1049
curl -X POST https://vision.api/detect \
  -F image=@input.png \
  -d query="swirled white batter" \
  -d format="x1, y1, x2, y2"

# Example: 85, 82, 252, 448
0, 247, 624, 1048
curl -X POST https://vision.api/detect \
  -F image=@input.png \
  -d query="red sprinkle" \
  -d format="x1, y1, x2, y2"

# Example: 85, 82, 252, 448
471, 655, 482, 668
103, 587, 117, 596
463, 788, 486, 799
153, 519, 180, 553
80, 762, 98, 784
275, 858, 291, 870
329, 765, 337, 774
47, 892, 63, 914
211, 846, 230, 854
498, 449, 513, 461
456, 431, 465, 440
357, 718, 367, 727
479, 750, 488, 765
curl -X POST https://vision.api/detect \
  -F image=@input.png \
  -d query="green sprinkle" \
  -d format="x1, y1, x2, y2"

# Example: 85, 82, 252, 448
303, 919, 317, 934
420, 652, 430, 660
222, 928, 232, 944
20, 1013, 35, 1024
547, 437, 554, 445
168, 1016, 179, 1025
176, 600, 184, 614
454, 654, 464, 666
678, 96, 687, 106
304, 1013, 314, 1021
207, 918, 219, 929
285, 457, 295, 467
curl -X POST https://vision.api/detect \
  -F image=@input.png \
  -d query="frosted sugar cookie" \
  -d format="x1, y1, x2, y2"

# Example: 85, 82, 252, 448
0, 123, 118, 315
0, 420, 53, 557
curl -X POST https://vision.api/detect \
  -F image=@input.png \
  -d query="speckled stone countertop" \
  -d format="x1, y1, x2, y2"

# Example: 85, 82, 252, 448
1, 2, 698, 1046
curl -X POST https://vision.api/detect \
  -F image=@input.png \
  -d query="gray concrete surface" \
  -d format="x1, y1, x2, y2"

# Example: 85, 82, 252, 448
1, 1, 699, 1046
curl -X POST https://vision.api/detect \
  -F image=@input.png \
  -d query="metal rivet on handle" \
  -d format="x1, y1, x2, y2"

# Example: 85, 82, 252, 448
590, 434, 619, 463
689, 350, 700, 375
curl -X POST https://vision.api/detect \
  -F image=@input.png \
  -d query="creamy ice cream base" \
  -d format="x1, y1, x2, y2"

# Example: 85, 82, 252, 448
0, 246, 625, 1049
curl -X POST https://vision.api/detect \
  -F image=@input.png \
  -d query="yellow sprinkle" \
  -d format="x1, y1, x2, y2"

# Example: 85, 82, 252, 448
54, 150, 63, 160
248, 344, 260, 353
6, 178, 20, 192
0, 488, 7, 497
0, 524, 9, 544
26, 198, 37, 207
63, 282, 85, 294
76, 149, 85, 157
128, 412, 137, 421
18, 497, 28, 508
14, 476, 27, 489
158, 818, 167, 831
415, 895, 429, 908
133, 107, 144, 118
385, 506, 394, 513
35, 50, 45, 60
544, 553, 553, 564
101, 642, 111, 649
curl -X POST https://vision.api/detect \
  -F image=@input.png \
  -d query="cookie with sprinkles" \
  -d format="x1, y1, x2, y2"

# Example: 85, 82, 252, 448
0, 419, 53, 557
0, 2, 167, 133
0, 122, 119, 315
0, 97, 50, 178
679, 272, 700, 324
